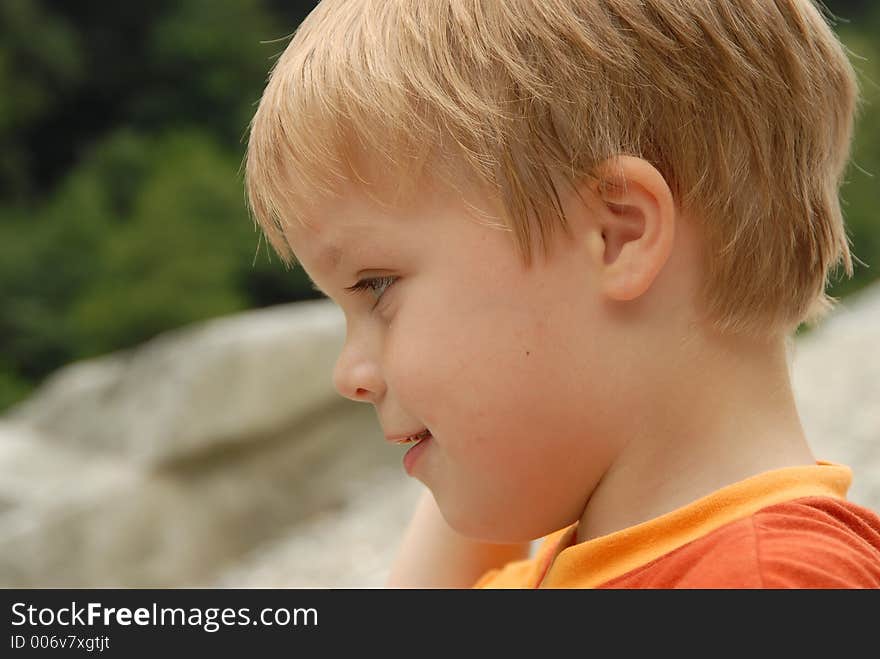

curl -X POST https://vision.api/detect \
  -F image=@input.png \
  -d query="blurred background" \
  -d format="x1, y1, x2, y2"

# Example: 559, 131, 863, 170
0, 1, 878, 587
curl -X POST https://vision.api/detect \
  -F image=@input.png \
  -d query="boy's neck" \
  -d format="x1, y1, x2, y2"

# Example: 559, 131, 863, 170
575, 331, 815, 545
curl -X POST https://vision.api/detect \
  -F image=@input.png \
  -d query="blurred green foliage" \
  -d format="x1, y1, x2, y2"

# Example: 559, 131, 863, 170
0, 0, 878, 412
0, 0, 322, 412
833, 16, 880, 301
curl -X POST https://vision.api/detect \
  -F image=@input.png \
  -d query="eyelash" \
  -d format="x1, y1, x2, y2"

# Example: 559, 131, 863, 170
344, 275, 397, 309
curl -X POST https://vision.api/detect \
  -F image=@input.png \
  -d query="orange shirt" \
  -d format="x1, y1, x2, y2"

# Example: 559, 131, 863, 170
473, 462, 880, 588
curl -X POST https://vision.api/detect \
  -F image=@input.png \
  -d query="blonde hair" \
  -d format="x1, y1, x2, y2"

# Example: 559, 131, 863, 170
245, 0, 861, 339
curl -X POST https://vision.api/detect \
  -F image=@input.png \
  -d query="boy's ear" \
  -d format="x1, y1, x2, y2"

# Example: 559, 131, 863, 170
584, 156, 676, 302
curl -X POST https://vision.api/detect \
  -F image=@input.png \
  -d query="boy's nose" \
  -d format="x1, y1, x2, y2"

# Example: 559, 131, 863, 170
332, 347, 384, 404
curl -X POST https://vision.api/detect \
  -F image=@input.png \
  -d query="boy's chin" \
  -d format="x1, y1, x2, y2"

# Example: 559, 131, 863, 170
437, 498, 552, 544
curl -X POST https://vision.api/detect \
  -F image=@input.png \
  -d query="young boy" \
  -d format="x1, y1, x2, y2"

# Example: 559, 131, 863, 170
244, 0, 880, 588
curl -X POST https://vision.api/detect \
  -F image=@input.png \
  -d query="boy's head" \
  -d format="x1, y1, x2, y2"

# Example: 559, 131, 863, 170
247, 0, 859, 339
244, 0, 860, 541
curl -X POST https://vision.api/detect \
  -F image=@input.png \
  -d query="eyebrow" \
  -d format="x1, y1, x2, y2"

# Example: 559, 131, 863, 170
319, 244, 343, 270
307, 243, 344, 297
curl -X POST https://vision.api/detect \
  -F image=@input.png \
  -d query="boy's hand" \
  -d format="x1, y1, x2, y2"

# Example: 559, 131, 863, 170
386, 488, 532, 588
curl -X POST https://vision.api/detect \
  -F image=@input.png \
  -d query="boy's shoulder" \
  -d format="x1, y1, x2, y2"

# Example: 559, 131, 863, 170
602, 497, 880, 589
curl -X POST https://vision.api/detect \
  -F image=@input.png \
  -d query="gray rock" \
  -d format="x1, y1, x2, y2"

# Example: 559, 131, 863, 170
0, 298, 406, 586
0, 400, 400, 586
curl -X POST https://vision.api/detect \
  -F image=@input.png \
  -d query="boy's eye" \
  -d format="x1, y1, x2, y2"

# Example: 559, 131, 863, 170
344, 275, 397, 309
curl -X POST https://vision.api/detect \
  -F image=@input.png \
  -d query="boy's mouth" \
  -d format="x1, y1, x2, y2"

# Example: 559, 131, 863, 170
393, 428, 432, 445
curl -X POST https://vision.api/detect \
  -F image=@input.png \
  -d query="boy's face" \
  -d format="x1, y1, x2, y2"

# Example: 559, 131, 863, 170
282, 177, 624, 543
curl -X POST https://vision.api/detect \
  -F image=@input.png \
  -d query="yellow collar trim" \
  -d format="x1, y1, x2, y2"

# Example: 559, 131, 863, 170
539, 462, 852, 588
